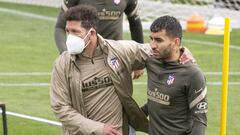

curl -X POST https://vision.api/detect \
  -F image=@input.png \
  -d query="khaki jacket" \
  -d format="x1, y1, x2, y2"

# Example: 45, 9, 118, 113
50, 35, 151, 135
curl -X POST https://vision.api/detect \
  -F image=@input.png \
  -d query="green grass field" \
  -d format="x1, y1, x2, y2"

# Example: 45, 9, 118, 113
0, 2, 239, 135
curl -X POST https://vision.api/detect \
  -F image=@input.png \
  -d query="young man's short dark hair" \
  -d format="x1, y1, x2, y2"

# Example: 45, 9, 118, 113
64, 5, 98, 30
150, 15, 182, 41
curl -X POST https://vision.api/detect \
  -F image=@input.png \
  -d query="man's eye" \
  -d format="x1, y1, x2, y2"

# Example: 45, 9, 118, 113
156, 39, 162, 42
72, 30, 77, 33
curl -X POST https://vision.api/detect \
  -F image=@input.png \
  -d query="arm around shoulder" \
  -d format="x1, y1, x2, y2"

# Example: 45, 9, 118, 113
114, 41, 151, 70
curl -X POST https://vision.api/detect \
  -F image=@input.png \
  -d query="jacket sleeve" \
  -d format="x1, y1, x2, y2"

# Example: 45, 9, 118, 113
187, 70, 207, 135
50, 54, 104, 135
55, 9, 67, 54
131, 43, 152, 70
115, 41, 152, 70
125, 0, 144, 43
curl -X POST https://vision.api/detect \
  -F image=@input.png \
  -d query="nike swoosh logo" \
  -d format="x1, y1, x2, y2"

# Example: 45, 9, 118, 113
195, 88, 203, 93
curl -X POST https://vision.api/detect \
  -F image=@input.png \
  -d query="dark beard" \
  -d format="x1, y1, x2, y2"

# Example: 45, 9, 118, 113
159, 46, 172, 60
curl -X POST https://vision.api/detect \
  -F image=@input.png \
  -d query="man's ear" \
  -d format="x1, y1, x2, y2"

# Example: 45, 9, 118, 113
174, 38, 181, 46
90, 28, 97, 35
87, 28, 95, 40
173, 37, 181, 50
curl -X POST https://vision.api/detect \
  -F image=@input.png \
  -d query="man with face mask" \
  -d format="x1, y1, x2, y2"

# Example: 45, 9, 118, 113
56, 0, 145, 87
50, 5, 195, 135
141, 16, 207, 135
66, 29, 92, 55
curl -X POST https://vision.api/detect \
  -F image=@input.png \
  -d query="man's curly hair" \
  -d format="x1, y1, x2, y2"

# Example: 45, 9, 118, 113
64, 5, 98, 30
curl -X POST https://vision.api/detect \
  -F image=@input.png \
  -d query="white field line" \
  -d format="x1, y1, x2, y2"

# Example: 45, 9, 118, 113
183, 39, 240, 50
0, 7, 240, 50
0, 81, 238, 128
143, 33, 240, 50
0, 83, 49, 87
0, 110, 61, 126
133, 82, 240, 85
0, 72, 51, 76
0, 7, 56, 21
0, 82, 240, 86
204, 72, 240, 75
0, 72, 240, 76
0, 72, 239, 86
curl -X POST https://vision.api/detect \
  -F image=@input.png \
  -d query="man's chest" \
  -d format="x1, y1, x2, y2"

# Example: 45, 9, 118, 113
147, 67, 188, 106
78, 55, 113, 92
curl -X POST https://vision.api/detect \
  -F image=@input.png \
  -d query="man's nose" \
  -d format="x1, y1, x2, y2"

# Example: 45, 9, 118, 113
150, 43, 157, 50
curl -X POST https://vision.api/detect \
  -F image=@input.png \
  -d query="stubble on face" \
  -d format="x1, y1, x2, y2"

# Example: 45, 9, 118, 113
150, 31, 173, 60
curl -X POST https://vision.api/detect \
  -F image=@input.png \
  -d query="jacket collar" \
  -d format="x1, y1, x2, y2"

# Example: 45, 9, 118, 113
97, 34, 108, 55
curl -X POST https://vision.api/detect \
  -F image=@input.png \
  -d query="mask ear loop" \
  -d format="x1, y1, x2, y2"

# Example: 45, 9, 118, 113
83, 28, 93, 49
83, 28, 92, 40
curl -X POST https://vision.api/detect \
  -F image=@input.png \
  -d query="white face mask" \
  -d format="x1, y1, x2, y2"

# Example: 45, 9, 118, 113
66, 29, 91, 55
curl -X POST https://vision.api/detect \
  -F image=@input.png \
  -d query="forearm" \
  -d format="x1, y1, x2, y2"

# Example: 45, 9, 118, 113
55, 28, 67, 54
128, 16, 144, 43
52, 105, 104, 135
189, 121, 206, 135
50, 62, 104, 135
187, 73, 207, 135
55, 10, 67, 54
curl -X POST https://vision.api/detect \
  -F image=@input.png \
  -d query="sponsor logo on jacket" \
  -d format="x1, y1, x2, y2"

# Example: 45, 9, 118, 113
147, 88, 170, 105
195, 102, 208, 114
82, 76, 113, 91
98, 9, 121, 20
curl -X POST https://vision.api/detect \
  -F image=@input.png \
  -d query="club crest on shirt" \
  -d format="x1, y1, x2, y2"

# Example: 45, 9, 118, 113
113, 0, 121, 5
166, 74, 175, 85
111, 57, 120, 69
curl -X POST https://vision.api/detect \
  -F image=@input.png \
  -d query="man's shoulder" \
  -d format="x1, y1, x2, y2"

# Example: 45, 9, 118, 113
105, 39, 139, 50
106, 39, 138, 45
188, 63, 203, 72
60, 51, 71, 59
55, 51, 71, 65
185, 63, 205, 79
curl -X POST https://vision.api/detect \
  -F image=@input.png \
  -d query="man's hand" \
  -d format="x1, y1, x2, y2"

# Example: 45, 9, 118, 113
103, 124, 121, 135
132, 69, 144, 80
179, 47, 196, 64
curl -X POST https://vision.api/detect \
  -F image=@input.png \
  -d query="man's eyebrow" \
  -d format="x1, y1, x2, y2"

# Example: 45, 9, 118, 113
153, 37, 162, 40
